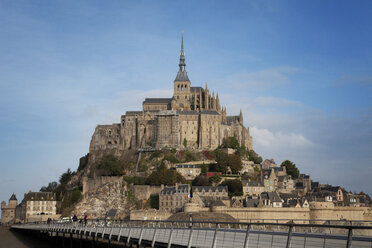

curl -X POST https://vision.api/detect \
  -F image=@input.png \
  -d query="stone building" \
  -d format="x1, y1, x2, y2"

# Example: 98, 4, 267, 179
159, 184, 190, 213
1, 194, 17, 225
192, 186, 230, 207
89, 35, 253, 153
21, 192, 57, 222
242, 180, 265, 196
176, 164, 201, 180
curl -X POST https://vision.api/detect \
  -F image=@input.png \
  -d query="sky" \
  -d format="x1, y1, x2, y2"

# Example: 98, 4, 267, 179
0, 0, 371, 203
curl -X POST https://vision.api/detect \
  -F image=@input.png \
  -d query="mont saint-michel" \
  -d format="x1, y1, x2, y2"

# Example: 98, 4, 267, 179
2, 36, 372, 229
90, 35, 252, 153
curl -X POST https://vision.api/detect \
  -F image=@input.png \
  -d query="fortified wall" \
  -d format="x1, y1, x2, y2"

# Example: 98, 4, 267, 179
82, 176, 122, 197
206, 202, 372, 223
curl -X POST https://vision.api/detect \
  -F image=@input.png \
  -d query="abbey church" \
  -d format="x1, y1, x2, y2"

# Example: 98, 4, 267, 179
89, 36, 253, 152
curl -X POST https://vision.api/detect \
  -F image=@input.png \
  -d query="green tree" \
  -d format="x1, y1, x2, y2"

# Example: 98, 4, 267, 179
222, 137, 240, 149
192, 175, 210, 186
146, 167, 186, 186
214, 149, 229, 173
209, 175, 222, 185
228, 154, 242, 174
183, 138, 187, 148
149, 195, 159, 209
220, 179, 243, 197
280, 160, 299, 179
200, 164, 209, 174
247, 150, 263, 164
59, 169, 74, 185
40, 181, 58, 192
98, 155, 123, 176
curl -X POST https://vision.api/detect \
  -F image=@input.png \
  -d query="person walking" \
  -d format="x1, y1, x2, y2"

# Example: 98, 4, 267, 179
84, 215, 88, 226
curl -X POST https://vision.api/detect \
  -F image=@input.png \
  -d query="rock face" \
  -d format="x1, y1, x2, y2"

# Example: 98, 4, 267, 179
74, 177, 135, 219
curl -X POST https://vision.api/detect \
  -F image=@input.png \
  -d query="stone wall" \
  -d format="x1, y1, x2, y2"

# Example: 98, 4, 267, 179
133, 185, 162, 201
130, 209, 172, 220
83, 176, 122, 197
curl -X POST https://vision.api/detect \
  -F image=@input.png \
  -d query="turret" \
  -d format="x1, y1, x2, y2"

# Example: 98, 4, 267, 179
9, 193, 17, 207
239, 109, 243, 125
216, 93, 220, 111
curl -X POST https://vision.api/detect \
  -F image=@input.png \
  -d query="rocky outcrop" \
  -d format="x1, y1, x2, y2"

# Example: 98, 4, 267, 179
73, 177, 136, 219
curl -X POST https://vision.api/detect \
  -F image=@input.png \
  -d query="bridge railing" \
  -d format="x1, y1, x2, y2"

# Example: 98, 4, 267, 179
13, 219, 372, 248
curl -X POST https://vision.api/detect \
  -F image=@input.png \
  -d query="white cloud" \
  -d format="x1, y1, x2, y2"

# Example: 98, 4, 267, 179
251, 126, 313, 148
254, 96, 303, 107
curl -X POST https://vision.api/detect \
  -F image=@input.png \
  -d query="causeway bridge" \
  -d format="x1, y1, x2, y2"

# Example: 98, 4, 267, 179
11, 219, 372, 248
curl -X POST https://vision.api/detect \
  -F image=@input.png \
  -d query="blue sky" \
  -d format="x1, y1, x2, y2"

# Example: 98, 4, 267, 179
0, 0, 371, 203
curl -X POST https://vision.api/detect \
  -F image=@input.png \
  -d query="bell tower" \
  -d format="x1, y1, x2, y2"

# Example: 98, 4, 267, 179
173, 33, 191, 110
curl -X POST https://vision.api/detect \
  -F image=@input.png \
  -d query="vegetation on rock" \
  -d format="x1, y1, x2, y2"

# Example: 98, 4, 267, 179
145, 165, 186, 186
219, 179, 243, 197
281, 160, 299, 179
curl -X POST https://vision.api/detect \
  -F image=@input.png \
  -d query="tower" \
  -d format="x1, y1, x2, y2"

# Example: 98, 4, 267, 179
9, 194, 17, 207
173, 33, 191, 110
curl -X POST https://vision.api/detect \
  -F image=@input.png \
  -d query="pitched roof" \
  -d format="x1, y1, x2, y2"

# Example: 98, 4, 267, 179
190, 86, 203, 92
178, 110, 199, 115
261, 192, 282, 202
24, 192, 55, 201
143, 98, 172, 104
176, 164, 200, 168
192, 186, 228, 193
201, 110, 220, 115
242, 180, 264, 187
211, 199, 226, 207
245, 198, 260, 207
175, 69, 190, 82
9, 194, 17, 201
160, 184, 190, 195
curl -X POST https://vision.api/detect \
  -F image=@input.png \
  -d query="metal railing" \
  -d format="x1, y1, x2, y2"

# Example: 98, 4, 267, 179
12, 219, 372, 248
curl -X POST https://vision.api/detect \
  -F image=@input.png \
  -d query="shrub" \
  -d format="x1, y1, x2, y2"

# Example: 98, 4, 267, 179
192, 175, 210, 186
123, 176, 147, 185
98, 155, 123, 176
146, 168, 185, 186
220, 179, 243, 197
184, 150, 195, 162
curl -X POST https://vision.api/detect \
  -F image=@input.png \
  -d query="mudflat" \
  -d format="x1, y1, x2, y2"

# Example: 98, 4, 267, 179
0, 226, 50, 248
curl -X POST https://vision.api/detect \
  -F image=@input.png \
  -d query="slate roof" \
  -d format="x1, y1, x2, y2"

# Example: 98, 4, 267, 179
9, 194, 17, 201
160, 184, 190, 195
226, 116, 240, 125
245, 198, 261, 207
190, 87, 203, 92
175, 69, 190, 82
143, 98, 172, 104
278, 175, 292, 182
126, 111, 143, 115
178, 110, 199, 115
211, 199, 226, 207
261, 192, 282, 202
193, 186, 228, 193
24, 192, 55, 201
201, 110, 220, 115
242, 180, 264, 187
176, 164, 200, 169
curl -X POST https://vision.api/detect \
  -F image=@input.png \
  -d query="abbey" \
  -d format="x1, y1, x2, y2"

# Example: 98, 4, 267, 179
89, 36, 253, 152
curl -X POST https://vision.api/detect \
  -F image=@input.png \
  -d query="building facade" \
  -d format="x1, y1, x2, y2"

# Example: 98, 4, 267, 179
89, 35, 253, 152
22, 192, 57, 222
159, 184, 190, 213
1, 194, 17, 225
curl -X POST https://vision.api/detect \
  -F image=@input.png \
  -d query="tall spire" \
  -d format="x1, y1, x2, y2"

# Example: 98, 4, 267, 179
179, 32, 186, 72
175, 32, 190, 82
